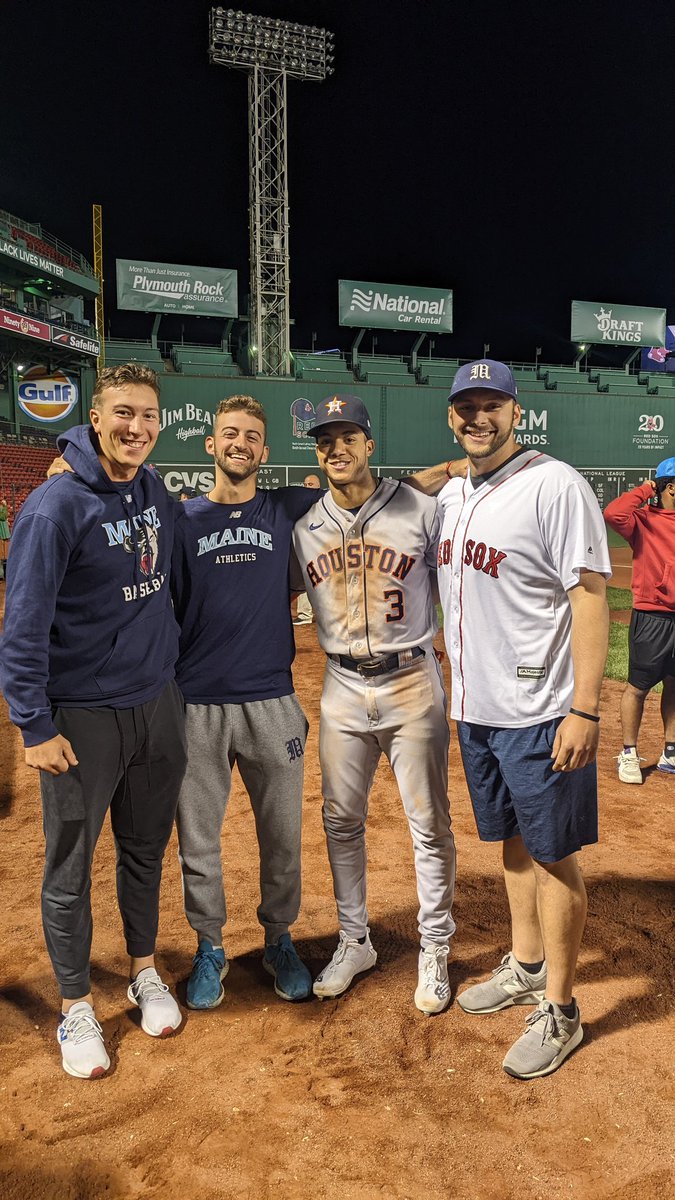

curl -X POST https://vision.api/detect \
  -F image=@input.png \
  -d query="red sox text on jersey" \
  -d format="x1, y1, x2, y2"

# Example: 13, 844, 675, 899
437, 537, 507, 577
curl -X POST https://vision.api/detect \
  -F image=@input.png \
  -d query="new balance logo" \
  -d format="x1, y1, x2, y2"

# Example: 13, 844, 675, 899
286, 737, 304, 763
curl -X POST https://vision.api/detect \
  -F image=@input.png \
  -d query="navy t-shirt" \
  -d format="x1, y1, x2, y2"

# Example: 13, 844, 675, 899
172, 487, 318, 704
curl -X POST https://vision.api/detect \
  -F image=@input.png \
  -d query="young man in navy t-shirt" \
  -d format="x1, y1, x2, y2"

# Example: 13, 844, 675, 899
171, 395, 319, 1006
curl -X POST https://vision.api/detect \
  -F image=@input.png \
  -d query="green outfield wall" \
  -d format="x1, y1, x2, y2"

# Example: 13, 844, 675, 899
148, 376, 672, 504
6, 370, 673, 506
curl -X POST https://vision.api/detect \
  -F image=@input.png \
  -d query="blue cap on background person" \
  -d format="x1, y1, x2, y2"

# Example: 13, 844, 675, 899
449, 359, 518, 402
655, 457, 675, 480
309, 395, 373, 438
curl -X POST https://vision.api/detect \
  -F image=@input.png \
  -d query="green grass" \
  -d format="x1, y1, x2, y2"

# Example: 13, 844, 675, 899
607, 586, 632, 610
604, 523, 628, 550
605, 621, 629, 681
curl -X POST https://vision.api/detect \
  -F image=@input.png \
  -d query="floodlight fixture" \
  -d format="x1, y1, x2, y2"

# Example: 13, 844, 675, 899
209, 8, 334, 376
209, 8, 334, 79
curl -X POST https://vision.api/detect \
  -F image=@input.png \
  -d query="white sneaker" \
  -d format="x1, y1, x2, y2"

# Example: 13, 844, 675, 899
127, 968, 182, 1037
657, 752, 675, 775
57, 1002, 110, 1079
313, 930, 377, 998
617, 748, 643, 784
414, 944, 451, 1015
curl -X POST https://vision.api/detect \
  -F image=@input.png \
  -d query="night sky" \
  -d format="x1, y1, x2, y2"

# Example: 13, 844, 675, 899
2, 0, 672, 363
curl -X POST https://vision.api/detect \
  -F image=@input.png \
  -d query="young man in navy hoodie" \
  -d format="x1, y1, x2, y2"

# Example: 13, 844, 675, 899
0, 363, 187, 1079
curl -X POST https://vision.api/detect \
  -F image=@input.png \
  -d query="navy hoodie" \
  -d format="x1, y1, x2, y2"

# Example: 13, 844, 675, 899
0, 425, 180, 747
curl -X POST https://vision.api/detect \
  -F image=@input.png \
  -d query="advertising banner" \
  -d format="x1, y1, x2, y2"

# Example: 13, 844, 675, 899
116, 259, 238, 317
0, 308, 51, 342
0, 238, 98, 293
339, 279, 453, 332
17, 367, 79, 423
571, 301, 666, 347
50, 326, 100, 357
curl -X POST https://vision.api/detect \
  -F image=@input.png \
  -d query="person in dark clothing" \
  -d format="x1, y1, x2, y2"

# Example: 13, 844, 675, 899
0, 363, 187, 1080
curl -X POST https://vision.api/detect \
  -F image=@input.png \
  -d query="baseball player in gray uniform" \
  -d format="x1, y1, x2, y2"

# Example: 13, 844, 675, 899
410, 359, 611, 1077
292, 395, 456, 1014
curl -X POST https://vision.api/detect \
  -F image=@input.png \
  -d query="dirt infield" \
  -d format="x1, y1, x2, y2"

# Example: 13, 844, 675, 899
0, 606, 673, 1200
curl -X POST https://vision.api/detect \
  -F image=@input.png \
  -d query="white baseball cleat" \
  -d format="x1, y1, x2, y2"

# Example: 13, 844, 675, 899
415, 944, 451, 1015
313, 930, 377, 999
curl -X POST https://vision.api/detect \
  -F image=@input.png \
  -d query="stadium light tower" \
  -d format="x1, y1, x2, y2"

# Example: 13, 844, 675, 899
209, 8, 334, 376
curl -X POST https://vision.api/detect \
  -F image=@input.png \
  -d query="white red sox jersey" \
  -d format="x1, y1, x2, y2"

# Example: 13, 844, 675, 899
292, 478, 441, 657
437, 450, 611, 727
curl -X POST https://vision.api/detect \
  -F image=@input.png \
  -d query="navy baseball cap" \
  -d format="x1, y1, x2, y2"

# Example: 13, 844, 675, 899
309, 394, 373, 438
655, 456, 675, 479
449, 359, 518, 402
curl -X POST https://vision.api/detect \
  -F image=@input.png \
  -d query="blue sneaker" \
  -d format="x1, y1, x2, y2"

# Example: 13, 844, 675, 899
186, 939, 229, 1010
262, 933, 312, 1001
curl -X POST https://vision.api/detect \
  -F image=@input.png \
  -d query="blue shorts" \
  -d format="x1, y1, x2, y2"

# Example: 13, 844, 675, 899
456, 719, 598, 864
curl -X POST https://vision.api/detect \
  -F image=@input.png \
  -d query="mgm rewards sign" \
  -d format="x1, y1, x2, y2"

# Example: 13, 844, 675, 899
339, 279, 453, 333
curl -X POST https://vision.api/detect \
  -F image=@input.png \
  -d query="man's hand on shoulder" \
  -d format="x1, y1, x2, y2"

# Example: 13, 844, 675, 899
25, 735, 79, 775
46, 456, 73, 479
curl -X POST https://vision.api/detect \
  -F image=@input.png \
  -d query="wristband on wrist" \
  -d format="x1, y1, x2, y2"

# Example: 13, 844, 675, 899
569, 708, 600, 724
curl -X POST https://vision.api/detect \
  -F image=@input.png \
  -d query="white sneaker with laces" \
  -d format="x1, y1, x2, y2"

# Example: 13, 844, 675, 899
414, 944, 451, 1015
657, 751, 675, 775
57, 1001, 110, 1079
127, 967, 182, 1037
617, 748, 643, 784
313, 930, 377, 998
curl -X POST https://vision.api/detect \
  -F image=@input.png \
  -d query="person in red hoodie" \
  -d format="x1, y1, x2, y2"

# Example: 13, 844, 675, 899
604, 457, 675, 783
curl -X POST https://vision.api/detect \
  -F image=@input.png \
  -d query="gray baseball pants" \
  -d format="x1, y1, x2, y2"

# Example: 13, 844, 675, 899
40, 681, 187, 998
320, 654, 456, 947
176, 694, 308, 946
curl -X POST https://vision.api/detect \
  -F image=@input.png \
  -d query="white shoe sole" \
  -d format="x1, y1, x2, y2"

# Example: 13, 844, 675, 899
618, 771, 642, 784
313, 953, 377, 999
457, 986, 546, 1015
502, 1023, 584, 1079
415, 993, 450, 1016
61, 1052, 110, 1079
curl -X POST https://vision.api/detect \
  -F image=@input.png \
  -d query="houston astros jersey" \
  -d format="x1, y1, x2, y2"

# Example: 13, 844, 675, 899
292, 478, 441, 657
437, 450, 611, 727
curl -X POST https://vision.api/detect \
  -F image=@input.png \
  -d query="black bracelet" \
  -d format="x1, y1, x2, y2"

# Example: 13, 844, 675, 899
569, 708, 600, 724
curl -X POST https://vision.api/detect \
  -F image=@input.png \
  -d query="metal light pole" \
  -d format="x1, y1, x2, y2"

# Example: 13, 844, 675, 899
209, 9, 334, 376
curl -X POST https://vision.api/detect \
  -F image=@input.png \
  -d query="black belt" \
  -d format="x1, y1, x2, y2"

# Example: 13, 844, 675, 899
329, 647, 425, 678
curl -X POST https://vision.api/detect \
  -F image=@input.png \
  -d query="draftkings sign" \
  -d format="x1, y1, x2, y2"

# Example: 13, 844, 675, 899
571, 301, 666, 347
339, 279, 453, 332
117, 259, 238, 317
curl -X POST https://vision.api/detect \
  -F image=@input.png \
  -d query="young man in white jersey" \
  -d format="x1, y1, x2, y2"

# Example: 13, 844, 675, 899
410, 359, 610, 1077
292, 395, 456, 1014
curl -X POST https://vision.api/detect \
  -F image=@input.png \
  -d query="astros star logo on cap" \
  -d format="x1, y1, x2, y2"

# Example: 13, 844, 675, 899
326, 397, 345, 414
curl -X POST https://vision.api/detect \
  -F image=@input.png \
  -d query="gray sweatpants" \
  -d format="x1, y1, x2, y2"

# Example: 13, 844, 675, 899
175, 694, 308, 946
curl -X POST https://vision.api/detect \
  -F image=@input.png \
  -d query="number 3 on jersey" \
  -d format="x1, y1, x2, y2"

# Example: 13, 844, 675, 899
384, 587, 404, 622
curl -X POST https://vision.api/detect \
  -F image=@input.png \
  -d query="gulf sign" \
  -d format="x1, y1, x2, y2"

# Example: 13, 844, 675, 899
17, 367, 79, 423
